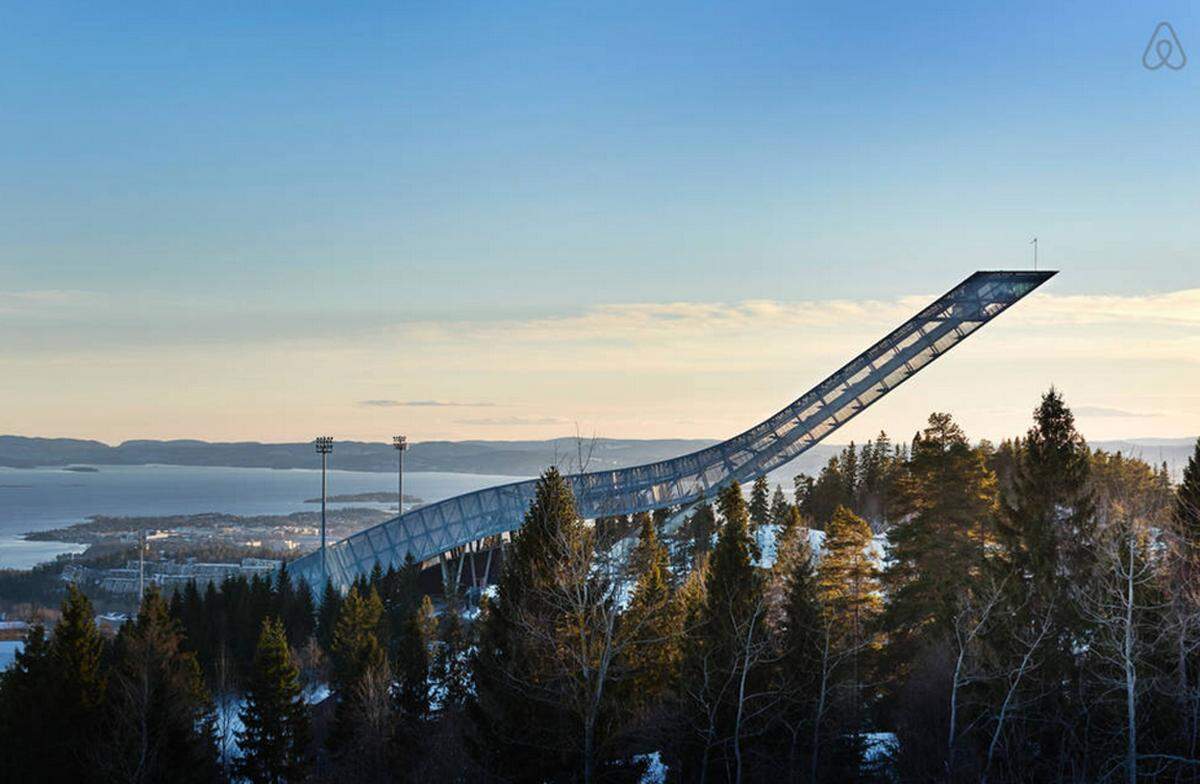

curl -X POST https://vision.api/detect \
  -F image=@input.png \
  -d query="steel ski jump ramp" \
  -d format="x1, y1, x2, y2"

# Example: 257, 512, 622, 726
289, 270, 1055, 590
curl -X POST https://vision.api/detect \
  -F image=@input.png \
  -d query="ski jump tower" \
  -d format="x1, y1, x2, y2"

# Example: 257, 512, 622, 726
288, 270, 1055, 591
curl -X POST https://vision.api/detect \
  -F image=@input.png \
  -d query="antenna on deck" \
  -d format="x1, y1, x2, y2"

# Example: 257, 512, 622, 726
1030, 237, 1038, 270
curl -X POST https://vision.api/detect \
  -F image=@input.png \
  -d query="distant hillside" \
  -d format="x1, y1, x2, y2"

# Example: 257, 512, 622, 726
1, 435, 1193, 481
1091, 438, 1198, 480
0, 435, 735, 476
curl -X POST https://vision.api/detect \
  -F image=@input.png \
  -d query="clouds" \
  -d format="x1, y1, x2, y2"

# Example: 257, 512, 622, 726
358, 399, 495, 408
0, 289, 98, 316
1073, 406, 1161, 419
6, 282, 1200, 443
455, 416, 571, 426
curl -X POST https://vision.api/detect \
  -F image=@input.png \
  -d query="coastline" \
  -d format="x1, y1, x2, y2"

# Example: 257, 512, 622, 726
0, 536, 88, 571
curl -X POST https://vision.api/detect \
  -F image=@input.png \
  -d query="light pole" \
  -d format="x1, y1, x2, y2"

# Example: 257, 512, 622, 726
138, 527, 145, 606
315, 436, 334, 586
393, 435, 408, 515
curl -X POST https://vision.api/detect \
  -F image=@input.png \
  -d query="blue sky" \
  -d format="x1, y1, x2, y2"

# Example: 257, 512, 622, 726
1, 2, 1198, 443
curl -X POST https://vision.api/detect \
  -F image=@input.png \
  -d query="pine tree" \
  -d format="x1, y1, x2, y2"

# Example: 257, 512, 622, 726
236, 618, 310, 784
883, 413, 999, 662
749, 475, 771, 530
104, 587, 218, 783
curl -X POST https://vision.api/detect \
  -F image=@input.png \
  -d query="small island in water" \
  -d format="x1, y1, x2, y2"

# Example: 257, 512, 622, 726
303, 491, 423, 505
62, 465, 99, 473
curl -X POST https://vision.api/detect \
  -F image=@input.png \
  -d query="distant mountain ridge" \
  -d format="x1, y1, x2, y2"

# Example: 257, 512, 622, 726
0, 435, 728, 476
1, 435, 1194, 480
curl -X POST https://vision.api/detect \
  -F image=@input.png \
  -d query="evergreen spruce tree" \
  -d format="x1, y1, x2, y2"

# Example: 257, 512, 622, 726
802, 456, 853, 529
710, 482, 762, 621
327, 585, 391, 763
385, 552, 422, 649
330, 586, 387, 695
395, 594, 435, 719
288, 576, 317, 646
1177, 437, 1200, 549
769, 485, 791, 528
47, 583, 107, 784
236, 618, 310, 784
104, 587, 218, 783
316, 579, 343, 654
274, 562, 296, 639
780, 504, 805, 542
816, 504, 879, 760
749, 474, 771, 530
997, 388, 1094, 586
991, 388, 1095, 777
432, 589, 473, 710
842, 441, 860, 510
666, 561, 710, 777
620, 511, 681, 720
680, 482, 769, 780
0, 624, 53, 781
468, 468, 587, 780
690, 501, 717, 565
793, 473, 816, 521
772, 519, 827, 779
858, 431, 898, 528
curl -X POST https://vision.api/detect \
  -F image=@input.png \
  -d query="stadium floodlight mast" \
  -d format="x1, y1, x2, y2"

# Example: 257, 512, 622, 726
393, 435, 408, 515
314, 436, 334, 586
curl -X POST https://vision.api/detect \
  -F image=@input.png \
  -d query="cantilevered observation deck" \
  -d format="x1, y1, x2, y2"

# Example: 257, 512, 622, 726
289, 270, 1055, 590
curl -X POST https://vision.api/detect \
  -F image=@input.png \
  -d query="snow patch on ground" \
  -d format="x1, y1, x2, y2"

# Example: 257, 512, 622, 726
754, 523, 887, 571
303, 683, 330, 705
0, 640, 23, 671
862, 731, 899, 779
754, 524, 826, 568
635, 751, 667, 783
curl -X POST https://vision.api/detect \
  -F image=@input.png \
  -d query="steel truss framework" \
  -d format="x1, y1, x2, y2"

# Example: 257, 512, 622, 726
289, 270, 1055, 590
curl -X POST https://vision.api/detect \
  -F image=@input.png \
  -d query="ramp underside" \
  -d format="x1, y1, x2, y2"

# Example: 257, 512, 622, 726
289, 270, 1054, 590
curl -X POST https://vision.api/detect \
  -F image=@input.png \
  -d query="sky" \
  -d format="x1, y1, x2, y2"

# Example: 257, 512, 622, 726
1, 2, 1198, 446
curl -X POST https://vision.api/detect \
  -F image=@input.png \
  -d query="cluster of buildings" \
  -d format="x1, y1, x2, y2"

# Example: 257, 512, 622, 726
62, 556, 282, 595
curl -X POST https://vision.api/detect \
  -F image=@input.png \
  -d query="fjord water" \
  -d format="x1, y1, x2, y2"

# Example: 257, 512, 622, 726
0, 465, 524, 569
